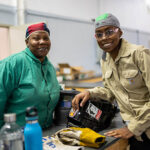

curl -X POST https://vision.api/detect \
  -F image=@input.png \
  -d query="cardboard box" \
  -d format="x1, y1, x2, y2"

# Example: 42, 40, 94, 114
58, 63, 95, 81
78, 70, 95, 79
58, 63, 82, 75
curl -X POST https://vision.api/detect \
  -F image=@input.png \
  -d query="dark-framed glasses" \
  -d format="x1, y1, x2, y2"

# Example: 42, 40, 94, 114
95, 28, 119, 39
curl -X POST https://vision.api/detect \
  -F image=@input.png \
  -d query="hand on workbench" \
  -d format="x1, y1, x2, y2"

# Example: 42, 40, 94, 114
104, 127, 134, 139
72, 90, 90, 111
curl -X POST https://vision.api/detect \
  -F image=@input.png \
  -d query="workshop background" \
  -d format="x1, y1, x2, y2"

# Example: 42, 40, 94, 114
0, 0, 150, 78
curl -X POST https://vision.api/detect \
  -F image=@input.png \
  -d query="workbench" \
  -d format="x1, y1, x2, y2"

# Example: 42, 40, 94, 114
44, 76, 128, 149
42, 112, 128, 150
62, 76, 103, 91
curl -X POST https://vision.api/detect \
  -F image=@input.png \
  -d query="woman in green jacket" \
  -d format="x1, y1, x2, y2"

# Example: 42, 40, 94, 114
0, 22, 60, 129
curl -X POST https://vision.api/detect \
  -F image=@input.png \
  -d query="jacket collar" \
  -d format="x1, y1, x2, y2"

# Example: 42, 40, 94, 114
24, 47, 48, 64
106, 38, 134, 62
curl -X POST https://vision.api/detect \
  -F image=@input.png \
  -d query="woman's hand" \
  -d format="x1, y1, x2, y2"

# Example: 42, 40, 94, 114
72, 90, 90, 111
104, 127, 134, 139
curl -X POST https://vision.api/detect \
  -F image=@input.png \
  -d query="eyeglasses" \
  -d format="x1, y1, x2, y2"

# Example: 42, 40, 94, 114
95, 28, 119, 39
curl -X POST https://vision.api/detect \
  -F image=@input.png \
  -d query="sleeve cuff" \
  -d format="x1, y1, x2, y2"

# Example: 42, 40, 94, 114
128, 120, 146, 136
87, 89, 96, 99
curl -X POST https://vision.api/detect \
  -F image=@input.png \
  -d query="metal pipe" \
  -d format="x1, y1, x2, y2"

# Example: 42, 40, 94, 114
17, 0, 25, 25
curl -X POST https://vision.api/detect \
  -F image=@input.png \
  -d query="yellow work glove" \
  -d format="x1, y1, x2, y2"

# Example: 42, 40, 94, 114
53, 127, 105, 148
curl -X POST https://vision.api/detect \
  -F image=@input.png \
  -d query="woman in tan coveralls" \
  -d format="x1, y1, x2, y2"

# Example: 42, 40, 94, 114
72, 13, 150, 150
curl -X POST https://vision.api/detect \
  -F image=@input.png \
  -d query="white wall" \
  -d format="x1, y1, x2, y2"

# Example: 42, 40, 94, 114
1, 0, 150, 32
26, 0, 99, 21
1, 0, 150, 74
0, 0, 16, 6
25, 0, 150, 32
99, 0, 150, 33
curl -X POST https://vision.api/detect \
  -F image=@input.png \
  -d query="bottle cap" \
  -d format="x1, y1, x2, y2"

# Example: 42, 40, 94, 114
4, 113, 16, 123
26, 106, 38, 121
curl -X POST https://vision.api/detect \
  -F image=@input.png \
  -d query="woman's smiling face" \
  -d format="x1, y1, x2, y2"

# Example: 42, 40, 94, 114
95, 25, 122, 53
26, 31, 51, 62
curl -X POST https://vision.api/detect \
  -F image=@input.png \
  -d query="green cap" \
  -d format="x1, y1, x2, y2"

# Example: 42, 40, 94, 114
95, 13, 120, 29
96, 13, 109, 22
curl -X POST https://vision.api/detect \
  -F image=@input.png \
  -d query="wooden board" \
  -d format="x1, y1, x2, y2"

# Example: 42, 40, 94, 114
105, 139, 128, 150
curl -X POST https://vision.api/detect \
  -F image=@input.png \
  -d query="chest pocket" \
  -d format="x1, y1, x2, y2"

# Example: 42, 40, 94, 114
121, 69, 144, 90
122, 70, 138, 78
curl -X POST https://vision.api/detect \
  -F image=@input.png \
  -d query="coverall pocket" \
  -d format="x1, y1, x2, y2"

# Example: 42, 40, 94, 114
121, 69, 144, 90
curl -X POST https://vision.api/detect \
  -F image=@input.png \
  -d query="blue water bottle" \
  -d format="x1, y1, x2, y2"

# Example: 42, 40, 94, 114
24, 106, 43, 150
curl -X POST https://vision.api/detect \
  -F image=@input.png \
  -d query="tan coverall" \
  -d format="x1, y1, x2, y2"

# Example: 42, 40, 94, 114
88, 39, 150, 140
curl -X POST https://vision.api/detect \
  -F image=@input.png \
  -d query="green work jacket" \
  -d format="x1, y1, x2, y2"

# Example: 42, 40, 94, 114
0, 48, 60, 128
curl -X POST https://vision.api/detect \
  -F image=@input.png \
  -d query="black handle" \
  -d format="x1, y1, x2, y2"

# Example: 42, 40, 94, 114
26, 106, 38, 117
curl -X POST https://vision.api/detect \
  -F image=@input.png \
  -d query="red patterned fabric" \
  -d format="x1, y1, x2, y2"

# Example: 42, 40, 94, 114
26, 22, 50, 38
